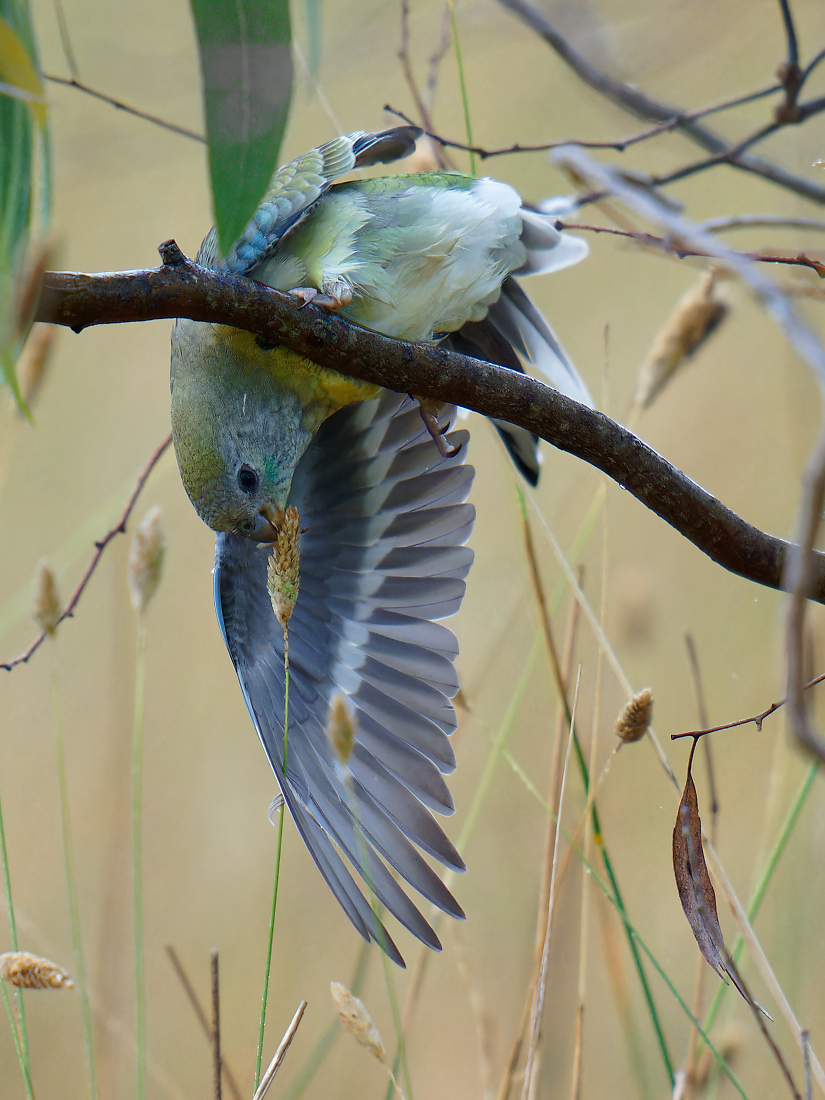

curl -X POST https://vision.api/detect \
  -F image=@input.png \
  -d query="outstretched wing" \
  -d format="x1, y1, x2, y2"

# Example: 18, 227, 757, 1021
214, 392, 474, 965
198, 127, 421, 275
448, 275, 593, 485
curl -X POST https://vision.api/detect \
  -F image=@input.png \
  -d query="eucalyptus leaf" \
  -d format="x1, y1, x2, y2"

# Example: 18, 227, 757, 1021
190, 0, 293, 256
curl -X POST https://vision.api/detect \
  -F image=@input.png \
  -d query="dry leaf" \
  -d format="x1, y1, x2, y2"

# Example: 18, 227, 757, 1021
673, 757, 751, 1005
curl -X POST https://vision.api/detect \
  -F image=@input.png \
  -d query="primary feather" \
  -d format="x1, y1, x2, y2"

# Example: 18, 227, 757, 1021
171, 126, 590, 961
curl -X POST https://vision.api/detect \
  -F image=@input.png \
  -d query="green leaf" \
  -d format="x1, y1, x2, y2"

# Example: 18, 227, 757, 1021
190, 0, 293, 257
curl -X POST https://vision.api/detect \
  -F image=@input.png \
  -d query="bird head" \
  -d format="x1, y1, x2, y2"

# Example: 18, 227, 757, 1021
171, 333, 316, 542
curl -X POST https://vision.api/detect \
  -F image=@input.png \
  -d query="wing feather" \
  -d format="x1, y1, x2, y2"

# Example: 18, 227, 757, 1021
214, 392, 473, 962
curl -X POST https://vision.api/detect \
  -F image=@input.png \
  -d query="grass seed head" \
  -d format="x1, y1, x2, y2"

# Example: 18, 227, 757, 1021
328, 693, 356, 766
16, 322, 57, 409
128, 505, 166, 614
615, 687, 653, 744
33, 560, 61, 635
267, 506, 301, 633
330, 981, 385, 1062
634, 271, 728, 410
0, 951, 73, 989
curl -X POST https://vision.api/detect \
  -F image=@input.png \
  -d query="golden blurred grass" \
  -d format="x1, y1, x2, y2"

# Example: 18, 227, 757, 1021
0, 0, 824, 1097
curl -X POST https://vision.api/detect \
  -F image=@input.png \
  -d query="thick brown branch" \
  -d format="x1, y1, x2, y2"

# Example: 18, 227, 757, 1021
34, 252, 825, 606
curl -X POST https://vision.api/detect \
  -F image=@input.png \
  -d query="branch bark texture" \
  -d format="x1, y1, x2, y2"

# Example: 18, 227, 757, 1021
35, 253, 825, 606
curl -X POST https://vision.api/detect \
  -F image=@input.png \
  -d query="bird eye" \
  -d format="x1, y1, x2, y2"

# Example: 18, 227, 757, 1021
237, 465, 259, 494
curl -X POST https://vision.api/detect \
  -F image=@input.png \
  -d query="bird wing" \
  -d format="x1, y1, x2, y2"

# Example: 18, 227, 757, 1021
213, 391, 473, 965
197, 127, 421, 275
446, 275, 592, 484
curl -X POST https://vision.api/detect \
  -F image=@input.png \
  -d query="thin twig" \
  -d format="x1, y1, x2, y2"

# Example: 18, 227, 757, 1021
497, 572, 582, 1100
386, 83, 783, 160
211, 950, 221, 1100
1, 434, 172, 670
556, 220, 825, 277
785, 424, 825, 763
704, 839, 825, 1093
777, 0, 800, 70
522, 667, 581, 1100
45, 75, 205, 142
251, 1001, 308, 1100
497, 0, 825, 205
684, 634, 718, 824
775, 0, 802, 121
802, 1031, 812, 1100
671, 670, 825, 740
698, 214, 825, 234
164, 946, 243, 1100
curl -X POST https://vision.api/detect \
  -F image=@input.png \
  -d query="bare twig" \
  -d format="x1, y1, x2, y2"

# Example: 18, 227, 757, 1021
775, 0, 803, 122
385, 84, 783, 161
698, 214, 825, 234
1, 434, 172, 671
211, 950, 221, 1100
671, 670, 825, 741
556, 219, 825, 276
684, 634, 719, 824
32, 253, 825, 607
164, 947, 243, 1100
497, 0, 825, 204
704, 841, 825, 1093
45, 74, 204, 142
522, 668, 581, 1100
251, 1001, 308, 1100
785, 426, 825, 763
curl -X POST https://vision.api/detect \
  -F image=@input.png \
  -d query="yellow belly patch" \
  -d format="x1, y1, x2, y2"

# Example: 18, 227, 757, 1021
213, 326, 381, 415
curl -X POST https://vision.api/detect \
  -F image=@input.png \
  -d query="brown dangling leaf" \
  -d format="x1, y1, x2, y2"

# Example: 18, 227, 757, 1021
673, 744, 755, 1008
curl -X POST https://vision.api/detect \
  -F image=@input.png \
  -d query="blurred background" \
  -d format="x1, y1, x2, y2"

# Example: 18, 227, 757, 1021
1, 0, 824, 1097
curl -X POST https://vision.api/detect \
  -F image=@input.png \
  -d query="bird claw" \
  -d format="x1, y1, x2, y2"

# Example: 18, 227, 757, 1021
415, 397, 461, 460
289, 283, 353, 311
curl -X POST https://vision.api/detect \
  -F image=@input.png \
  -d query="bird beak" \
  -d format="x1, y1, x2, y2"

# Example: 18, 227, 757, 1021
251, 501, 285, 544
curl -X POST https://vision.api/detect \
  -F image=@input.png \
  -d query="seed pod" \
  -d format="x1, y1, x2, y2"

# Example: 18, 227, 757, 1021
0, 951, 73, 989
128, 505, 166, 614
267, 506, 301, 634
330, 981, 385, 1062
634, 271, 728, 410
33, 560, 60, 635
615, 687, 653, 744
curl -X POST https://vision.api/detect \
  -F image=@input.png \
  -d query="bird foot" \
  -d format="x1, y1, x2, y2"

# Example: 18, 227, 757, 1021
289, 282, 353, 310
415, 397, 461, 459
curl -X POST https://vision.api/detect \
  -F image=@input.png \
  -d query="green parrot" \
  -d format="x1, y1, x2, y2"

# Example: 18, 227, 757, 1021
171, 126, 590, 964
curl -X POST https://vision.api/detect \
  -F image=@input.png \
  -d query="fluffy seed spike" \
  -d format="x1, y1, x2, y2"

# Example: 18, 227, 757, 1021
330, 981, 385, 1062
33, 560, 60, 635
128, 505, 166, 614
615, 688, 653, 744
0, 952, 73, 989
267, 506, 301, 634
634, 271, 728, 410
327, 693, 356, 766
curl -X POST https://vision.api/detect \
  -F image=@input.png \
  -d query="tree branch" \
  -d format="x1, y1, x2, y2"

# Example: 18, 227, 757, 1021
497, 0, 825, 205
32, 244, 825, 607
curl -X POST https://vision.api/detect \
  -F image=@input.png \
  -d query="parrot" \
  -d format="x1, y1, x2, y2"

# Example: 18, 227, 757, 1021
170, 126, 591, 965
